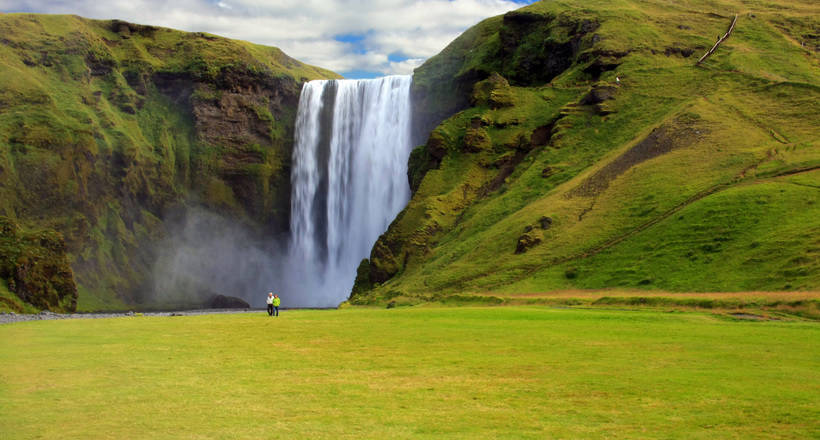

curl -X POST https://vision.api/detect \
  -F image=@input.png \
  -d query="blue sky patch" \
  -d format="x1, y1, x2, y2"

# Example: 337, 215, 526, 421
340, 69, 383, 79
388, 52, 409, 63
334, 33, 369, 55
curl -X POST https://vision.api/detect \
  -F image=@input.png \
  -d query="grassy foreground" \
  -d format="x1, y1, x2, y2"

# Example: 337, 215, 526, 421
1, 307, 818, 439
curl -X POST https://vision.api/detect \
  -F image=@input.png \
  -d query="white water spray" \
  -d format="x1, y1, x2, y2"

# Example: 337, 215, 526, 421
285, 75, 413, 307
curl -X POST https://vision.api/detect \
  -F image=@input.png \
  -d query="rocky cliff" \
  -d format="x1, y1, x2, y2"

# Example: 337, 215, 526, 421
353, 0, 820, 304
0, 14, 339, 311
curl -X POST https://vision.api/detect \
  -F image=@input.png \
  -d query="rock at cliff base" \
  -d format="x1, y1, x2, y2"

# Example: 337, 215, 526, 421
207, 294, 250, 309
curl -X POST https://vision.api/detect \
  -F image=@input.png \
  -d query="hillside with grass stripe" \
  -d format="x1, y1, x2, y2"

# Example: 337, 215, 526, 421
353, 0, 820, 304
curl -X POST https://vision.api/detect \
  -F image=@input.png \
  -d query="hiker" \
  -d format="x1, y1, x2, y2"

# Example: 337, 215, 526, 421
266, 292, 274, 316
272, 294, 281, 317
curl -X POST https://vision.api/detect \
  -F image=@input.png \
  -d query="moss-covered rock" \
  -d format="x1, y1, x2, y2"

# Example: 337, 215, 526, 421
0, 217, 78, 312
369, 238, 401, 285
407, 145, 435, 194
514, 232, 541, 254
470, 72, 513, 109
350, 259, 372, 299
405, 126, 457, 193
463, 127, 492, 153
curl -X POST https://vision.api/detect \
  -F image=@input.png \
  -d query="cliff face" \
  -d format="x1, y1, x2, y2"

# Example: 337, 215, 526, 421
354, 0, 820, 304
0, 14, 339, 311
410, 9, 600, 138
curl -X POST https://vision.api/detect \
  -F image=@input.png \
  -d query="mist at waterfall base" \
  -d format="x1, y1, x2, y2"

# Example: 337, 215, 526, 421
151, 208, 287, 308
151, 76, 413, 308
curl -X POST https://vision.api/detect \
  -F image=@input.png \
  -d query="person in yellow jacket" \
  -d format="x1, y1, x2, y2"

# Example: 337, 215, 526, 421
272, 294, 281, 317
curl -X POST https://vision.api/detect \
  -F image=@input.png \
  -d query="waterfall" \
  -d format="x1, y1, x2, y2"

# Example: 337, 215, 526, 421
285, 75, 413, 307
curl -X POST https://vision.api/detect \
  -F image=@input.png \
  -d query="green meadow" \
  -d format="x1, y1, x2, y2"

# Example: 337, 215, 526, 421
1, 307, 818, 439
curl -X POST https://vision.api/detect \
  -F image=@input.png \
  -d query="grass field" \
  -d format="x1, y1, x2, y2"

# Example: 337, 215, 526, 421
1, 307, 818, 438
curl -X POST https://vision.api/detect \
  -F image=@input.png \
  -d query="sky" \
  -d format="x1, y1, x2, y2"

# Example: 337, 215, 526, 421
0, 0, 537, 78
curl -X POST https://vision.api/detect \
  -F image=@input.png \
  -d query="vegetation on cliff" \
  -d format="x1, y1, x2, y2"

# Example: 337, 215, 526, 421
0, 217, 76, 312
354, 0, 820, 304
0, 14, 338, 311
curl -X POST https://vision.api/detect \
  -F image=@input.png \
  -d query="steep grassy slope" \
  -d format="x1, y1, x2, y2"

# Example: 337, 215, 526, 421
354, 0, 820, 303
0, 14, 338, 311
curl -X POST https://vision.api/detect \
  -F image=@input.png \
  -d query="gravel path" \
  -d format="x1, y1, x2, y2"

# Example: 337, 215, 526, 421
0, 309, 266, 325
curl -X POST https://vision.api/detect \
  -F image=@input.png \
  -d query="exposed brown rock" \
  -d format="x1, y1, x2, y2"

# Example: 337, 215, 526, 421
580, 84, 617, 105
541, 167, 555, 178
515, 233, 541, 254
531, 124, 554, 147
665, 46, 695, 57
154, 67, 303, 229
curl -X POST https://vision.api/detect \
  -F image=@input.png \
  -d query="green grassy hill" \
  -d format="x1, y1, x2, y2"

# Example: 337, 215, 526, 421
353, 0, 820, 304
0, 14, 338, 311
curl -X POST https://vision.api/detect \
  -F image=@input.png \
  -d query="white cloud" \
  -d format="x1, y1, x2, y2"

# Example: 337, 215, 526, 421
387, 58, 425, 75
0, 0, 532, 76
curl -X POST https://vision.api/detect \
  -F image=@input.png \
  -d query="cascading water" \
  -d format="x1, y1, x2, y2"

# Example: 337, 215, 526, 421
284, 75, 413, 307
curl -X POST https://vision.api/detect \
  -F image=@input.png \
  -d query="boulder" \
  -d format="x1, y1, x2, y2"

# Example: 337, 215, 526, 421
463, 127, 491, 153
541, 167, 555, 178
515, 233, 542, 254
580, 84, 617, 105
350, 259, 372, 299
470, 72, 513, 109
369, 238, 401, 284
207, 294, 250, 309
426, 130, 451, 160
